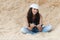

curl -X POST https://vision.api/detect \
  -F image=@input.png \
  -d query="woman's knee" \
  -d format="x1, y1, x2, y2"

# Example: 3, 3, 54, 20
21, 27, 28, 34
42, 24, 52, 32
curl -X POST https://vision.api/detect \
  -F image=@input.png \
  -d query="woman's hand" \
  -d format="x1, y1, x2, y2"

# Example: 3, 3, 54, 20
28, 23, 36, 30
30, 23, 36, 28
37, 24, 42, 32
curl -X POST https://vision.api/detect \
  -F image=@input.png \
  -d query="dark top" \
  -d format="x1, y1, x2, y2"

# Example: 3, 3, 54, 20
32, 16, 40, 25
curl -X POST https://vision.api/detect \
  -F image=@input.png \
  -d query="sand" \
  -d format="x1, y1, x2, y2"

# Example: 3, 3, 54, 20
0, 0, 60, 40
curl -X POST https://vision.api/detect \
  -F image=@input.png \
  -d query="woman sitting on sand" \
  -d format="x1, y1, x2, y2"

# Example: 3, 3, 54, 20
21, 3, 52, 34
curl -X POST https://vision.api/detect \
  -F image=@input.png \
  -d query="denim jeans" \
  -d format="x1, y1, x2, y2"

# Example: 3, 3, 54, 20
21, 24, 52, 34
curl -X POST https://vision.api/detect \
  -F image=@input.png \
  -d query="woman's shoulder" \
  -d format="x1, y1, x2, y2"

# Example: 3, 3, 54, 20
40, 14, 42, 18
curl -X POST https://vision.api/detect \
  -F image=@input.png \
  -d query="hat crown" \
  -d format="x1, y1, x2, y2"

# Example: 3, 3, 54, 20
30, 3, 39, 9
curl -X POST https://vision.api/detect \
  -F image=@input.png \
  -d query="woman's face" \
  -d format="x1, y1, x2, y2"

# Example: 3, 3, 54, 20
32, 8, 38, 15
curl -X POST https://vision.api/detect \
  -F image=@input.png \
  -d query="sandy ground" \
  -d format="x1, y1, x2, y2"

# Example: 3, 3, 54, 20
0, 0, 60, 40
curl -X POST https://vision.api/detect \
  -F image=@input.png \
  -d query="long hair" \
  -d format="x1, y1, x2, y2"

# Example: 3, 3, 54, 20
27, 8, 40, 27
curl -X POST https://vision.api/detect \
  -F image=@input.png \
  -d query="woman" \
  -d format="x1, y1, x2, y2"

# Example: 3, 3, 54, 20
21, 3, 52, 34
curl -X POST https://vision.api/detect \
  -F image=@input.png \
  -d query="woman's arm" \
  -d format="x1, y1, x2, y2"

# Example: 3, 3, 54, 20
39, 14, 43, 26
37, 14, 43, 31
25, 18, 35, 30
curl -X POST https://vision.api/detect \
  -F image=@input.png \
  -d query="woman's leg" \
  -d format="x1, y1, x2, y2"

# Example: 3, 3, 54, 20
42, 24, 52, 32
20, 27, 34, 34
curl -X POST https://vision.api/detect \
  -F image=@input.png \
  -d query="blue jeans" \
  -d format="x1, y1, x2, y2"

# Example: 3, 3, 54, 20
21, 24, 52, 34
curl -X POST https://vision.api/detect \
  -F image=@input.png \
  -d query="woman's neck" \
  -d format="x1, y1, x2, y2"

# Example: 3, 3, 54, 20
33, 14, 35, 16
32, 14, 36, 20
